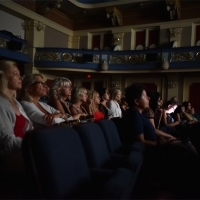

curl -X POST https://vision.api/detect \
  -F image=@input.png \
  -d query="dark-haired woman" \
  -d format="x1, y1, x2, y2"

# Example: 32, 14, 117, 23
97, 88, 113, 119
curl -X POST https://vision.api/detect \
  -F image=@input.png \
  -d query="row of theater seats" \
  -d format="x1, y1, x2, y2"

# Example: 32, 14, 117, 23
22, 119, 144, 199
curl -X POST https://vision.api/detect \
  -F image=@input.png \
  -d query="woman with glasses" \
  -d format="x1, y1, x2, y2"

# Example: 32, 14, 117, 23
49, 77, 86, 120
20, 74, 73, 128
0, 60, 33, 173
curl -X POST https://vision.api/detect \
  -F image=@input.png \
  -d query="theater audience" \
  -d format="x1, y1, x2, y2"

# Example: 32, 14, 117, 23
20, 74, 71, 128
108, 88, 122, 118
122, 83, 200, 195
143, 91, 177, 141
49, 77, 85, 120
97, 87, 113, 119
69, 86, 88, 115
0, 60, 33, 173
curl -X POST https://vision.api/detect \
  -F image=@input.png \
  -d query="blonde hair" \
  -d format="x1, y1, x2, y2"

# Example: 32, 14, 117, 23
71, 86, 87, 104
110, 88, 121, 100
49, 77, 71, 99
88, 90, 99, 112
0, 60, 18, 99
21, 73, 45, 102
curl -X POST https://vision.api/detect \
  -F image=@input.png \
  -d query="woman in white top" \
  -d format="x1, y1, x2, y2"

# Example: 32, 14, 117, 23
20, 74, 73, 128
108, 88, 122, 118
0, 60, 33, 173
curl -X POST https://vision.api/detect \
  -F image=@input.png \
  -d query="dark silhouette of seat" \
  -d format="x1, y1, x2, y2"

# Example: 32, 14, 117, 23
96, 119, 145, 155
74, 122, 143, 180
22, 125, 136, 199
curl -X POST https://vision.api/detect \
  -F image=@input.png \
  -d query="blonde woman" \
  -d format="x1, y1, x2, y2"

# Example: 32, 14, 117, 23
0, 60, 33, 172
69, 86, 88, 115
88, 90, 104, 121
20, 74, 72, 128
108, 88, 122, 118
49, 77, 86, 120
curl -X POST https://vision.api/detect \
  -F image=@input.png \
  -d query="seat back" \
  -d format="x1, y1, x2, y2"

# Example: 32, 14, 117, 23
74, 122, 112, 168
96, 119, 122, 153
22, 126, 92, 199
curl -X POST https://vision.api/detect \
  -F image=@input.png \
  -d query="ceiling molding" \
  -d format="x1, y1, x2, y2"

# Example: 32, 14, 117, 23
68, 0, 157, 9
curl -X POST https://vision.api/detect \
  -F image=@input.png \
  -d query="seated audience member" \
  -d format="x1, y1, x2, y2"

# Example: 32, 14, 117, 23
160, 100, 180, 129
97, 87, 113, 119
143, 91, 177, 141
190, 107, 200, 121
120, 97, 129, 116
108, 88, 122, 118
88, 90, 104, 121
39, 84, 50, 103
20, 74, 71, 128
49, 77, 85, 120
122, 83, 200, 194
69, 86, 88, 115
0, 60, 33, 173
174, 104, 194, 125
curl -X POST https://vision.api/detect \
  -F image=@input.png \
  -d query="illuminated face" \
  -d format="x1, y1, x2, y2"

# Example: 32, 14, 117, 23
115, 91, 122, 101
137, 90, 149, 110
29, 76, 48, 98
94, 93, 101, 105
7, 65, 22, 90
80, 90, 88, 103
102, 90, 110, 101
60, 84, 72, 98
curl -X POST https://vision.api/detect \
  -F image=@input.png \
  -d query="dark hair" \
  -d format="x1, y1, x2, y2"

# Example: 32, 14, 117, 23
125, 83, 146, 107
97, 87, 107, 100
182, 101, 189, 110
162, 100, 173, 110
147, 91, 161, 112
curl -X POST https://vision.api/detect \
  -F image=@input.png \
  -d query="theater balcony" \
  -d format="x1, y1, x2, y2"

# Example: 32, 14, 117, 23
34, 46, 200, 73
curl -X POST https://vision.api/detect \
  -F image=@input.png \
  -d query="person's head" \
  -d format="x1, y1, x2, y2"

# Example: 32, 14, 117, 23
125, 83, 149, 110
0, 60, 22, 99
163, 100, 173, 110
174, 104, 185, 114
111, 88, 121, 102
97, 87, 110, 101
21, 73, 47, 101
171, 96, 178, 105
49, 77, 72, 100
120, 97, 129, 110
88, 90, 101, 112
71, 86, 88, 104
182, 101, 192, 112
147, 91, 161, 112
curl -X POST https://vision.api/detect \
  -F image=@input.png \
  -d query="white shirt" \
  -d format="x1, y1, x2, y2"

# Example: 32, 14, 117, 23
108, 100, 122, 118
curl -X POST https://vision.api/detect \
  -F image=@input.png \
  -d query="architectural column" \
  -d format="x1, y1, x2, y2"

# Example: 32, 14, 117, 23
165, 0, 180, 20
68, 36, 80, 49
169, 27, 182, 47
113, 33, 124, 50
23, 19, 45, 74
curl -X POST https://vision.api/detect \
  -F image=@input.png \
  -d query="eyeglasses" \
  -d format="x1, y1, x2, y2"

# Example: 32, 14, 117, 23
30, 81, 47, 87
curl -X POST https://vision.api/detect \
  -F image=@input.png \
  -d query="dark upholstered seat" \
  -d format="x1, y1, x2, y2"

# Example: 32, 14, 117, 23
96, 119, 145, 154
22, 125, 136, 199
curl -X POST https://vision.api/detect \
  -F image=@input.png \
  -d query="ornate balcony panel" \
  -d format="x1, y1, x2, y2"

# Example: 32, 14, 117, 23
34, 46, 200, 72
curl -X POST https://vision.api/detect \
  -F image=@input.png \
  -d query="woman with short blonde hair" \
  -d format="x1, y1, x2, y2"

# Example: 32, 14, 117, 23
49, 77, 86, 120
70, 86, 88, 115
